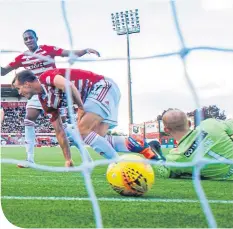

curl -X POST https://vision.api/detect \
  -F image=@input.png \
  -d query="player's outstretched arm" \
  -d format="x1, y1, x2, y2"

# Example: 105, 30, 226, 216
61, 48, 100, 57
222, 119, 233, 136
51, 115, 73, 167
1, 66, 14, 76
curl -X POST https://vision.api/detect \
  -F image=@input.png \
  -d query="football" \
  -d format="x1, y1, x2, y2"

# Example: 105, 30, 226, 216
106, 154, 155, 196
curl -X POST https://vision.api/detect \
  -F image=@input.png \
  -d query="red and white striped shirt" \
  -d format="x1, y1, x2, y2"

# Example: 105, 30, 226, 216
38, 68, 105, 121
9, 45, 64, 77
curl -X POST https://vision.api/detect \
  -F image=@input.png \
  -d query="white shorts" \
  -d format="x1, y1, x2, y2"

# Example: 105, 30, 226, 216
84, 78, 121, 129
26, 95, 43, 110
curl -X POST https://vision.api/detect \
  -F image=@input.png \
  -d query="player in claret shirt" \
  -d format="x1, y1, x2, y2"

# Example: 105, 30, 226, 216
12, 68, 160, 166
1, 29, 100, 167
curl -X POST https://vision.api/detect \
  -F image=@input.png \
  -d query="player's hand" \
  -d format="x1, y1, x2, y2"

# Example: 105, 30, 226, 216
86, 48, 100, 57
65, 160, 74, 167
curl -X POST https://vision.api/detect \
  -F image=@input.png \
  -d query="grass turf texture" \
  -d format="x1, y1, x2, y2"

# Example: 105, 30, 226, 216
1, 147, 233, 228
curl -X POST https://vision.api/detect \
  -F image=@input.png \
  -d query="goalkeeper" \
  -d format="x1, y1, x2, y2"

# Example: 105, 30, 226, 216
151, 109, 233, 180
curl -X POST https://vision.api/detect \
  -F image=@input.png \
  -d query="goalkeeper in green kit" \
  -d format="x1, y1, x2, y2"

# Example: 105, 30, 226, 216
150, 109, 233, 180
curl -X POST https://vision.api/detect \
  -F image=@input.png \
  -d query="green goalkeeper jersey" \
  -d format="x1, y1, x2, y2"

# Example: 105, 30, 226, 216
166, 118, 233, 180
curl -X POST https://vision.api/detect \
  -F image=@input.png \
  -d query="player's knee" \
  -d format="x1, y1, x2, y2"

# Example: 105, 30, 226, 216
78, 121, 93, 136
24, 119, 36, 127
26, 108, 41, 121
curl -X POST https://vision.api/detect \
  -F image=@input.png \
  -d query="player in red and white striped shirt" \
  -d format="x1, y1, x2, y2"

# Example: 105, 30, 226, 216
12, 68, 160, 165
1, 29, 100, 167
1, 30, 100, 77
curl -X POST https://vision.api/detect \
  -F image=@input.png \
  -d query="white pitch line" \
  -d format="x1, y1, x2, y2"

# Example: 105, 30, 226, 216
1, 196, 233, 204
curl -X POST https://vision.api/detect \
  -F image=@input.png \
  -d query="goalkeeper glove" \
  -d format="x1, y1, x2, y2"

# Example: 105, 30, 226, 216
126, 136, 160, 160
126, 136, 148, 153
148, 140, 166, 161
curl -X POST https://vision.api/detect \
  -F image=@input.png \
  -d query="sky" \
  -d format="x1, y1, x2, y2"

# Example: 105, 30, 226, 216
0, 0, 233, 133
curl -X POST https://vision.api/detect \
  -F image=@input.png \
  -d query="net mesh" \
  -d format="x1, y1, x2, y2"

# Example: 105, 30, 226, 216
1, 0, 233, 228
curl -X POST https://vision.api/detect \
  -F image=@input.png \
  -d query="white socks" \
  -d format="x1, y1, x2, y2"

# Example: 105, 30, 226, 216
63, 123, 92, 162
84, 132, 119, 159
105, 135, 130, 152
24, 119, 36, 163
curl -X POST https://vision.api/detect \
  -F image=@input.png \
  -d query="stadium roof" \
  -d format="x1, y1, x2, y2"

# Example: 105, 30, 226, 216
1, 84, 20, 97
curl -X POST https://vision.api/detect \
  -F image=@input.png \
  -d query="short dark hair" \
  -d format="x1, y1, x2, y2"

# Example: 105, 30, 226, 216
12, 70, 37, 87
23, 29, 37, 38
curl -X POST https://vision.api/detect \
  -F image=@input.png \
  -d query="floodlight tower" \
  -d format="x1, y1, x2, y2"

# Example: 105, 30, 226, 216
111, 9, 140, 125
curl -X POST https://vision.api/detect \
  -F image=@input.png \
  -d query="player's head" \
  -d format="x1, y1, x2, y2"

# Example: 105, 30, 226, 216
23, 29, 38, 51
162, 109, 190, 136
12, 70, 39, 99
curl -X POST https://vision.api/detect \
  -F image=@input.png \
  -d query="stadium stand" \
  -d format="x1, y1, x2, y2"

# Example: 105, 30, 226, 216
1, 84, 56, 146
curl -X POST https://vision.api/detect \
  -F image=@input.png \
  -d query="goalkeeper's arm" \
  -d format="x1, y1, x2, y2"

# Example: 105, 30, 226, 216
153, 164, 171, 179
148, 140, 166, 161
222, 119, 233, 136
153, 148, 185, 179
153, 164, 185, 179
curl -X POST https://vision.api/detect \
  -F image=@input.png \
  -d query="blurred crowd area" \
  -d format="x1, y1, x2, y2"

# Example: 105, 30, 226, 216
1, 106, 54, 133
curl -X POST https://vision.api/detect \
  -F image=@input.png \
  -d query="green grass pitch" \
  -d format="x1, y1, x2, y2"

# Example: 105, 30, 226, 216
1, 147, 233, 228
